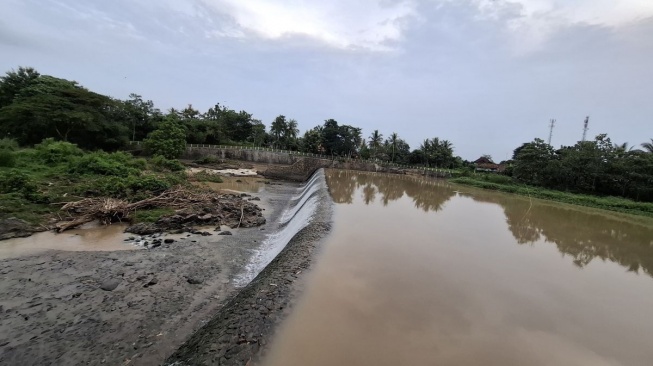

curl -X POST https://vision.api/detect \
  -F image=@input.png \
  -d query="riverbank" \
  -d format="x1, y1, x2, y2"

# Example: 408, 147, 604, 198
0, 176, 298, 365
165, 170, 333, 366
450, 177, 653, 218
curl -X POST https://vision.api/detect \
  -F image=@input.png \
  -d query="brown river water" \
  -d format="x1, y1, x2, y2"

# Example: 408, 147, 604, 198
263, 169, 653, 366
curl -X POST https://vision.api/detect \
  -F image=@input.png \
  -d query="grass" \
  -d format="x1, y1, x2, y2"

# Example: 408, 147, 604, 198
450, 176, 653, 218
131, 208, 176, 223
0, 139, 189, 226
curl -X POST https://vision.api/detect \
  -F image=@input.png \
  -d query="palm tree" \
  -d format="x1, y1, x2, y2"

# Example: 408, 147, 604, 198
420, 139, 430, 166
270, 115, 287, 148
286, 119, 299, 140
368, 130, 383, 158
389, 132, 399, 162
642, 139, 653, 153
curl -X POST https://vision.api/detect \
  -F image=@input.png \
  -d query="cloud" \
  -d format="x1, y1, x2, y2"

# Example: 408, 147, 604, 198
199, 0, 417, 50
459, 0, 653, 54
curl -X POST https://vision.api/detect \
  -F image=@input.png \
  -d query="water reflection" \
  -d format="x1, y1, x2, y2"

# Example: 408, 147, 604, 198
326, 170, 653, 279
462, 189, 653, 277
325, 170, 455, 212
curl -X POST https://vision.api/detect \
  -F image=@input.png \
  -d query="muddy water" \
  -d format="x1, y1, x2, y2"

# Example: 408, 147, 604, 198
0, 222, 136, 259
264, 170, 653, 366
194, 176, 264, 194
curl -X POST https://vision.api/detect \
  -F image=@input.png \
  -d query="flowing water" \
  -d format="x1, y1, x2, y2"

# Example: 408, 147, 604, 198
264, 170, 653, 366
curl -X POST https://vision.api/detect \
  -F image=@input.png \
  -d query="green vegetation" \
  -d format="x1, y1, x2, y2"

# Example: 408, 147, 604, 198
508, 136, 653, 202
131, 208, 176, 223
2, 65, 652, 212
0, 139, 188, 225
451, 176, 653, 217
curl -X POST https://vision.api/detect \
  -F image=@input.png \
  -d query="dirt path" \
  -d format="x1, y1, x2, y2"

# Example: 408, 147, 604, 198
0, 180, 299, 366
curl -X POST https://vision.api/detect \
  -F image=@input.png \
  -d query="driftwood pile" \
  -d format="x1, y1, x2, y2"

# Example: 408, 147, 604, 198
55, 188, 221, 232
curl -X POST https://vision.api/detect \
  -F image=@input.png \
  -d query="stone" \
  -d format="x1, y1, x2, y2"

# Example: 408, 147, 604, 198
0, 218, 36, 240
125, 223, 159, 236
218, 231, 233, 236
201, 232, 212, 236
100, 278, 122, 291
164, 238, 175, 244
248, 197, 261, 201
187, 277, 203, 285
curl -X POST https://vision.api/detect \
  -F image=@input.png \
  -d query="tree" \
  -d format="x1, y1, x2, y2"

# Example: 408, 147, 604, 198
642, 139, 653, 153
388, 132, 399, 162
368, 130, 383, 159
144, 116, 186, 159
270, 115, 287, 148
0, 66, 40, 108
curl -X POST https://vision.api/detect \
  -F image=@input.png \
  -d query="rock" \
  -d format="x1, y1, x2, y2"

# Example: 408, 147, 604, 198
198, 214, 213, 221
214, 227, 221, 232
0, 218, 36, 240
248, 197, 261, 201
240, 193, 251, 197
144, 278, 158, 288
164, 238, 175, 244
100, 278, 122, 291
125, 223, 159, 236
235, 179, 242, 183
201, 232, 212, 236
218, 231, 232, 236
187, 277, 203, 285
150, 242, 161, 249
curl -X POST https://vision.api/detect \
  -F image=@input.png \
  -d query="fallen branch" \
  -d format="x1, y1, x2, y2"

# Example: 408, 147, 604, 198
55, 187, 227, 232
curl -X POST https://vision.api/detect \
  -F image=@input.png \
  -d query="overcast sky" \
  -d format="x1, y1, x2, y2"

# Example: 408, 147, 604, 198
1, 0, 652, 160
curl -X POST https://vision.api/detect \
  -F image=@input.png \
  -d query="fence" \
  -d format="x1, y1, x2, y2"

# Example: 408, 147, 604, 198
129, 141, 454, 176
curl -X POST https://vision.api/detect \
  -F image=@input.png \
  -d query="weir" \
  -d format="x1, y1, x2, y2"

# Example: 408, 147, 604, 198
234, 171, 325, 286
165, 168, 333, 365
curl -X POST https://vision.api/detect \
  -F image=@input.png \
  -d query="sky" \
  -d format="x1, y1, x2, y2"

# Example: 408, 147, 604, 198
1, 0, 652, 161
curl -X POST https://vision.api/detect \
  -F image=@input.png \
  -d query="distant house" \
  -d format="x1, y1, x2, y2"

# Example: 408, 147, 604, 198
473, 156, 503, 172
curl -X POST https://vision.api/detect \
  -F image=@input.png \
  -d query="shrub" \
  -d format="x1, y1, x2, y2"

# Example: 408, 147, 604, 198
84, 174, 171, 200
0, 170, 46, 202
34, 138, 83, 164
480, 173, 514, 185
0, 150, 15, 167
0, 138, 19, 151
68, 151, 140, 177
150, 155, 185, 172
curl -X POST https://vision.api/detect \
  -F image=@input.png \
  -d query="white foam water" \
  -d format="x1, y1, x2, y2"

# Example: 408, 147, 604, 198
234, 172, 324, 286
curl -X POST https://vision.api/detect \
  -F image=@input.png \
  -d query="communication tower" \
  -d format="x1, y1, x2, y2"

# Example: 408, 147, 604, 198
548, 118, 556, 145
581, 116, 589, 142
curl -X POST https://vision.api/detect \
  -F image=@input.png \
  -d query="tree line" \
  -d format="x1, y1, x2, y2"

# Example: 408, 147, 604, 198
0, 66, 463, 168
509, 135, 653, 201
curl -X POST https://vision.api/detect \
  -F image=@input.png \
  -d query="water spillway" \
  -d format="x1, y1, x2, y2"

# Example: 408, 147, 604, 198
234, 170, 327, 286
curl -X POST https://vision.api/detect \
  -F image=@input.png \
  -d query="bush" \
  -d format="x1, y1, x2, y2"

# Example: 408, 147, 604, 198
0, 138, 19, 151
0, 170, 46, 202
150, 155, 185, 172
68, 151, 140, 177
34, 138, 83, 164
84, 174, 171, 200
0, 150, 15, 167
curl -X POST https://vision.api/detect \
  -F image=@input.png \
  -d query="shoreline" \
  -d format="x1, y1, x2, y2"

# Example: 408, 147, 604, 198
449, 177, 653, 218
0, 177, 306, 365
